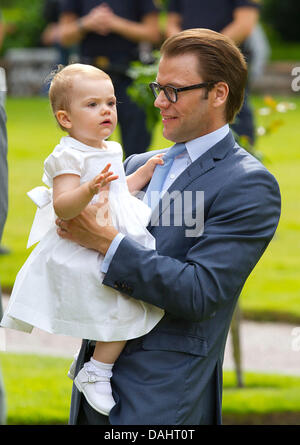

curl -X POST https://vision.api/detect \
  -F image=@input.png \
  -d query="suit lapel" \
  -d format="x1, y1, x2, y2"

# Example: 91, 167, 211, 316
149, 131, 237, 227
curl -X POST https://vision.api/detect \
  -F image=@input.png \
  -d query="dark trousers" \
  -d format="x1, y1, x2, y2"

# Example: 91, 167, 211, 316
69, 340, 110, 425
109, 73, 151, 159
231, 88, 256, 146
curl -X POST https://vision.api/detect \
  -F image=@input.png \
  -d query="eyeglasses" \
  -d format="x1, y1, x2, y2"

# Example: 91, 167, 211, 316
149, 81, 219, 103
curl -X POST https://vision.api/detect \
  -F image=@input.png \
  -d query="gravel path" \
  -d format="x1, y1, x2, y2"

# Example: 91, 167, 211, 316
1, 296, 300, 376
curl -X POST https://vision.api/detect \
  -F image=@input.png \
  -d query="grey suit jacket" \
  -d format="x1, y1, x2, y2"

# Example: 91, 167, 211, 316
0, 103, 8, 317
0, 103, 7, 242
69, 131, 281, 425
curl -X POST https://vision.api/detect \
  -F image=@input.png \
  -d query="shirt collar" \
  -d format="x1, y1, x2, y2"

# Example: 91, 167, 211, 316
60, 136, 107, 152
185, 124, 230, 163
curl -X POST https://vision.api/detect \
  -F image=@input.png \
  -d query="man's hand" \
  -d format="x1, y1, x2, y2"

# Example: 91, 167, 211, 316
56, 199, 118, 255
81, 3, 116, 36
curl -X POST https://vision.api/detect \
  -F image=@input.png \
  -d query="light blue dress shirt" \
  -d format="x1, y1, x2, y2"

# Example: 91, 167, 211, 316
101, 124, 229, 273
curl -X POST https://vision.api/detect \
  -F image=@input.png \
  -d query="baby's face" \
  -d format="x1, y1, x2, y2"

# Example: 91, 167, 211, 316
63, 75, 118, 148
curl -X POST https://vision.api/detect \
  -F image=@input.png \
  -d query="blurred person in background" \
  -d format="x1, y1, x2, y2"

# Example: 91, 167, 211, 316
165, 0, 261, 147
243, 23, 270, 84
58, 0, 161, 158
0, 9, 8, 425
0, 10, 4, 51
41, 0, 73, 66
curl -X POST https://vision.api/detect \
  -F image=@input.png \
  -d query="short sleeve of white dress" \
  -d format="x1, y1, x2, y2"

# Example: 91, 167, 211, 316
42, 143, 84, 187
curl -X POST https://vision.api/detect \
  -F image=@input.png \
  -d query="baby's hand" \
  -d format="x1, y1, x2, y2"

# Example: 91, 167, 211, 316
144, 153, 165, 177
88, 163, 118, 195
126, 153, 166, 195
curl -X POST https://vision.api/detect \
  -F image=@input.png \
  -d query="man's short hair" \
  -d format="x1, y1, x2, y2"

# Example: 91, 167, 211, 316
161, 28, 248, 123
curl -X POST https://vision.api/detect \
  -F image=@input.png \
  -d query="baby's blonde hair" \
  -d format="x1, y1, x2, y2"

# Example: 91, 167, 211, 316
48, 63, 111, 130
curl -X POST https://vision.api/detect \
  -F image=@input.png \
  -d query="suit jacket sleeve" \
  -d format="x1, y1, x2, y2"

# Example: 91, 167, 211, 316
103, 163, 281, 322
0, 104, 8, 242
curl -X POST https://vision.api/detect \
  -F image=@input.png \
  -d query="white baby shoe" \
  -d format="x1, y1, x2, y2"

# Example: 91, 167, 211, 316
74, 361, 115, 416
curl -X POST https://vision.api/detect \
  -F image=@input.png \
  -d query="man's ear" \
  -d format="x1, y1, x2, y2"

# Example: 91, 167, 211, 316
212, 82, 229, 109
56, 109, 72, 129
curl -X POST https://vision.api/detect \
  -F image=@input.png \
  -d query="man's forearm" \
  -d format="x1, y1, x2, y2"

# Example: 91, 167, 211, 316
165, 13, 182, 38
221, 7, 259, 44
58, 16, 85, 47
110, 14, 160, 44
59, 9, 160, 46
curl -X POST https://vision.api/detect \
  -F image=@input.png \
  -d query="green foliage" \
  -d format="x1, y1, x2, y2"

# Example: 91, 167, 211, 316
1, 0, 45, 53
262, 0, 300, 42
155, 0, 170, 10
127, 52, 160, 133
1, 0, 15, 7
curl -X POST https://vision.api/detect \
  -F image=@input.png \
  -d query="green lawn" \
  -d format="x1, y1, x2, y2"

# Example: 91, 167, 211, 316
0, 352, 72, 425
1, 95, 300, 322
240, 96, 300, 322
1, 352, 300, 425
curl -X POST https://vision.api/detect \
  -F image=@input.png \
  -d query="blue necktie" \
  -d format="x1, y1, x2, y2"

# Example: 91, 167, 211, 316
144, 143, 186, 211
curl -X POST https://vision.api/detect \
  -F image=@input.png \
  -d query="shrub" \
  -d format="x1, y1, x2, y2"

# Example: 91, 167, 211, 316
262, 0, 300, 42
1, 0, 45, 53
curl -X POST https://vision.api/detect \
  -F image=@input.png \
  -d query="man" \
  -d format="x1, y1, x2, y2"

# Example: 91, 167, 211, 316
57, 29, 281, 425
58, 0, 160, 158
41, 0, 72, 67
165, 0, 260, 146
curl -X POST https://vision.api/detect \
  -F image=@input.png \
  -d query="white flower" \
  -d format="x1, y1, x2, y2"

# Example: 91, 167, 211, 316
276, 103, 288, 113
257, 126, 266, 136
258, 107, 271, 115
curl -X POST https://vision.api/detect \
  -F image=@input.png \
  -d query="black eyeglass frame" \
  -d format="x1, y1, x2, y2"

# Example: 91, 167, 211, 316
149, 81, 220, 103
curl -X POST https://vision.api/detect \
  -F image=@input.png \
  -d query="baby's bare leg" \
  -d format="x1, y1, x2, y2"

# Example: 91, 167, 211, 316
93, 340, 127, 364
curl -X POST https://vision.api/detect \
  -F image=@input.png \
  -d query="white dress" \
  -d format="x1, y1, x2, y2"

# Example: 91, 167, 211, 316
1, 136, 164, 341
